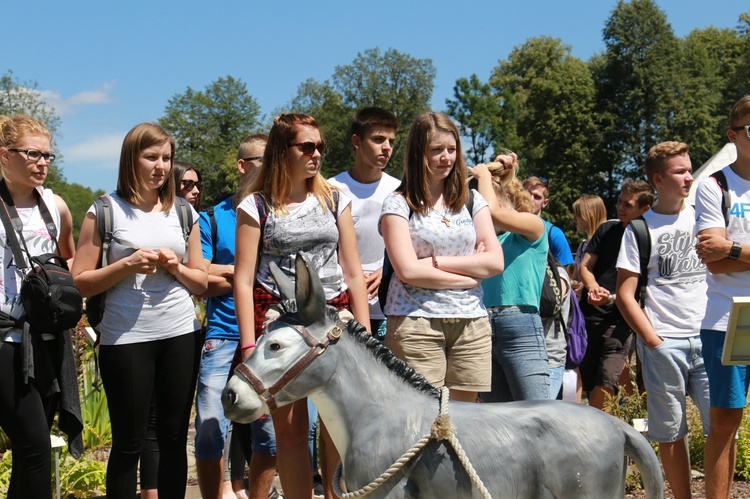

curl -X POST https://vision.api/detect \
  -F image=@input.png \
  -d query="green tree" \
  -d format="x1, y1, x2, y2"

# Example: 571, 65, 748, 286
445, 74, 504, 164
0, 70, 65, 186
159, 76, 262, 204
0, 70, 103, 240
594, 0, 680, 206
490, 37, 598, 236
288, 48, 436, 179
674, 26, 744, 165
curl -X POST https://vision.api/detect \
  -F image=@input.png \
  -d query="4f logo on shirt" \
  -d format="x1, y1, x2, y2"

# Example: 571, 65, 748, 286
728, 203, 750, 234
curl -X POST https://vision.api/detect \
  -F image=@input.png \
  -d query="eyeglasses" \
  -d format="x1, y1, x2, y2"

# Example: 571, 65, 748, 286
8, 148, 56, 163
242, 155, 263, 162
290, 141, 326, 156
731, 125, 750, 139
181, 180, 202, 191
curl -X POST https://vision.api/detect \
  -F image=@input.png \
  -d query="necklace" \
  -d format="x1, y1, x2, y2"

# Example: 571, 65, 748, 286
435, 207, 451, 227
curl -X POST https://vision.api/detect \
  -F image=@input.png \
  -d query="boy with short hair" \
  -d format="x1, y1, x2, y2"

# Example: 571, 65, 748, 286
578, 179, 653, 410
695, 95, 750, 499
616, 141, 709, 499
329, 107, 399, 337
523, 176, 574, 266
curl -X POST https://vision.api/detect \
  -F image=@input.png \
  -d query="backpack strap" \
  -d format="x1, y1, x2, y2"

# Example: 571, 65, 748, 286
629, 216, 651, 308
709, 170, 731, 227
93, 195, 113, 268
466, 189, 475, 217
0, 181, 63, 269
174, 196, 193, 242
206, 205, 217, 261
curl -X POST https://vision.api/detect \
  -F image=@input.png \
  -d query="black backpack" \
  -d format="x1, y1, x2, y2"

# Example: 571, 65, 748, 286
85, 195, 194, 328
539, 226, 563, 319
629, 216, 651, 308
379, 191, 474, 313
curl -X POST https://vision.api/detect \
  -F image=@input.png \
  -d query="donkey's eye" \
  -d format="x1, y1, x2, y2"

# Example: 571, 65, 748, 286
269, 343, 281, 351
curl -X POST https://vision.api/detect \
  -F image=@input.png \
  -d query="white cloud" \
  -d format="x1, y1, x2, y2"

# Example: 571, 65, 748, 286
65, 133, 123, 165
38, 81, 116, 115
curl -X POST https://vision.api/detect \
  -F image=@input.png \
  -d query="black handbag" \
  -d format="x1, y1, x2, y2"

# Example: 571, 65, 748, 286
0, 181, 83, 334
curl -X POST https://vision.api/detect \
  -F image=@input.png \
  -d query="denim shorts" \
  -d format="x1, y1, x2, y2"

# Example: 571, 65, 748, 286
701, 329, 750, 409
193, 337, 241, 460
637, 336, 710, 442
250, 414, 277, 455
385, 315, 491, 392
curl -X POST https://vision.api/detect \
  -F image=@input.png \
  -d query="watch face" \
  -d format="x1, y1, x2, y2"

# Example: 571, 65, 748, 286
730, 242, 742, 260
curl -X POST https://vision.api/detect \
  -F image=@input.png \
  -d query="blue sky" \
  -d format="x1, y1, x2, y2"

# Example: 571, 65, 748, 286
3, 0, 745, 192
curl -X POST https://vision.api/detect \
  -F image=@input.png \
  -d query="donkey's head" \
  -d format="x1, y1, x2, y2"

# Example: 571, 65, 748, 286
222, 252, 342, 423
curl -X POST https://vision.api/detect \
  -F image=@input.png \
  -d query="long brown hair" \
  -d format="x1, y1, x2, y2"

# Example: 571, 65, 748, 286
116, 123, 175, 211
397, 113, 468, 216
240, 114, 335, 215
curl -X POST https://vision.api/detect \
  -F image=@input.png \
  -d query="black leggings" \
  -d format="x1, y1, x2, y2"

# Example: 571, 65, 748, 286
99, 331, 200, 499
0, 341, 58, 499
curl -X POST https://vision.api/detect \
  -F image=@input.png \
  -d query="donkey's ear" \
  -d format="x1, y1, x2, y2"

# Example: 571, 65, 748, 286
295, 252, 327, 326
270, 262, 295, 302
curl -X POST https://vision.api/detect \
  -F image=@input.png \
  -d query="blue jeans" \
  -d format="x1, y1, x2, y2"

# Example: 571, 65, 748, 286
549, 365, 564, 399
483, 306, 550, 402
194, 338, 238, 460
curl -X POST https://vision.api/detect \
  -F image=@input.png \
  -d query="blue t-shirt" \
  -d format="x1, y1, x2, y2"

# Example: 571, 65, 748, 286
200, 197, 239, 340
482, 231, 548, 309
545, 220, 574, 266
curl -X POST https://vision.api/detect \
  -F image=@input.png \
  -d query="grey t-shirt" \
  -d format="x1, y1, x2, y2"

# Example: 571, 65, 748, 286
237, 192, 351, 301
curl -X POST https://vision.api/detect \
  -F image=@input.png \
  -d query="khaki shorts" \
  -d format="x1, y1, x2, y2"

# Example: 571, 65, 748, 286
385, 316, 491, 392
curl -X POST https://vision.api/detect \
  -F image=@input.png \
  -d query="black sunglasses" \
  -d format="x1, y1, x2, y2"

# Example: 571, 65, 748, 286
181, 180, 202, 191
290, 141, 326, 156
242, 155, 264, 162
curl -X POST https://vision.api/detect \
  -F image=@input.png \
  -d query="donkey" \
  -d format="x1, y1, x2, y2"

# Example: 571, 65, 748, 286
223, 253, 663, 498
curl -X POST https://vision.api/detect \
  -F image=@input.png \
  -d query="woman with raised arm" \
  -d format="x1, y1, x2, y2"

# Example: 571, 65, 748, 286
233, 114, 369, 499
0, 115, 80, 499
72, 123, 207, 499
469, 154, 550, 402
379, 112, 504, 403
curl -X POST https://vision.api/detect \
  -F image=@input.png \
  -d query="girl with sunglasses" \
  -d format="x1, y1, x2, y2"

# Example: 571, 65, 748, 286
72, 123, 207, 498
379, 112, 503, 403
234, 114, 369, 499
173, 161, 203, 211
0, 115, 80, 498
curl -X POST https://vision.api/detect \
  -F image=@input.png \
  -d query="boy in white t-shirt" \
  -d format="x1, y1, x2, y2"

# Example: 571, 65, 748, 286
694, 95, 750, 498
616, 141, 709, 499
329, 107, 399, 337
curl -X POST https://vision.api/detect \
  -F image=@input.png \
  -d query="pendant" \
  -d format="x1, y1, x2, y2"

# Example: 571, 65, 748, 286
441, 216, 451, 227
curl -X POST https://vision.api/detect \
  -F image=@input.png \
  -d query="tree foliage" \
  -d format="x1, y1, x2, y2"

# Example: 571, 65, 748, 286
0, 71, 64, 185
1, 70, 103, 241
445, 74, 505, 164
594, 0, 680, 206
287, 48, 436, 179
489, 37, 598, 234
159, 76, 262, 204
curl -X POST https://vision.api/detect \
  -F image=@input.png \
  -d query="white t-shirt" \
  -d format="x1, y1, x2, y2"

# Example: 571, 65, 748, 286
90, 193, 200, 345
1, 188, 61, 343
695, 166, 750, 331
378, 190, 489, 318
617, 205, 707, 338
236, 192, 352, 301
328, 171, 400, 320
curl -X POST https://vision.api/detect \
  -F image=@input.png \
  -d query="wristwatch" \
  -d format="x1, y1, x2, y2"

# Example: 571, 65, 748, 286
729, 241, 742, 261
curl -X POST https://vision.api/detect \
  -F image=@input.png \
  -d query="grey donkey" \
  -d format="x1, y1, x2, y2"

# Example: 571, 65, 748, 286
223, 253, 664, 498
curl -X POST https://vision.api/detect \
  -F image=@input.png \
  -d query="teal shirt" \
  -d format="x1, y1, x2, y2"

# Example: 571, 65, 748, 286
482, 230, 548, 309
